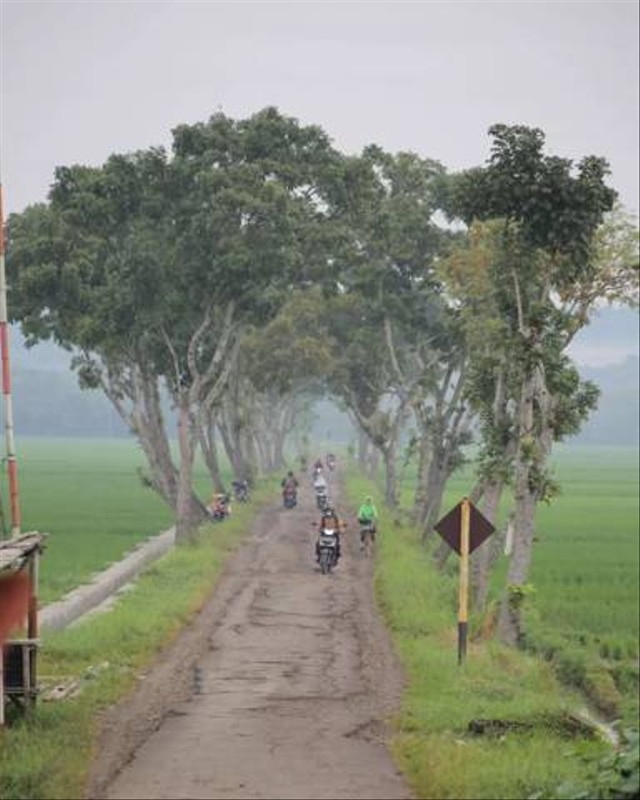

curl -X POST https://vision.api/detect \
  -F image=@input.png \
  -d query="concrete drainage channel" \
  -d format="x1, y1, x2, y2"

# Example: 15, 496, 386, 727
40, 527, 176, 632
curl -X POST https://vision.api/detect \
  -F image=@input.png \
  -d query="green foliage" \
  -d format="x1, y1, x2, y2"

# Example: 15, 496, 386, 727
507, 582, 536, 610
537, 730, 639, 800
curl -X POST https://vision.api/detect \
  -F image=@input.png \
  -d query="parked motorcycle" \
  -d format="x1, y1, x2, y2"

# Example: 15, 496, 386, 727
208, 493, 231, 522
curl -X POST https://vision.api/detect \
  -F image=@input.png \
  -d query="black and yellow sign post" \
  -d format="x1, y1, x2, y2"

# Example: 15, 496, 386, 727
434, 498, 495, 665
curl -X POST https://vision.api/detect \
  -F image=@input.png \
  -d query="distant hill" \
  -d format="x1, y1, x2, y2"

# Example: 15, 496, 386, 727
13, 369, 129, 438
6, 328, 639, 446
573, 356, 639, 446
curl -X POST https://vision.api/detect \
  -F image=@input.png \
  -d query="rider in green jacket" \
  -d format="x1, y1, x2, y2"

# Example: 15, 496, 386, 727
357, 496, 378, 545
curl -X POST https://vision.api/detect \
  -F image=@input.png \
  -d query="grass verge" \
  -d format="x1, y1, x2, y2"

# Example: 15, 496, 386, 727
0, 480, 273, 800
345, 471, 612, 800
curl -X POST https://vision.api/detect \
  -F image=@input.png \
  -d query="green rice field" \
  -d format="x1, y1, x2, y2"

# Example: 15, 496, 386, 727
397, 444, 639, 724
0, 437, 234, 604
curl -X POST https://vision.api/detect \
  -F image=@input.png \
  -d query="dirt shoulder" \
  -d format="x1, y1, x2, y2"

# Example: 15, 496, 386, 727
87, 472, 410, 800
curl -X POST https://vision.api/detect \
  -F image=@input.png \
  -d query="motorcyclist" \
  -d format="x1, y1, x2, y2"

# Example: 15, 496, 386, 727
312, 472, 328, 508
315, 506, 345, 563
208, 492, 231, 520
232, 478, 249, 502
357, 495, 378, 548
281, 470, 299, 503
313, 472, 327, 492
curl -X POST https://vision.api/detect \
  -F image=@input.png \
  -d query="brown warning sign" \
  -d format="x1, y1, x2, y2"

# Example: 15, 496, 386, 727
434, 500, 495, 555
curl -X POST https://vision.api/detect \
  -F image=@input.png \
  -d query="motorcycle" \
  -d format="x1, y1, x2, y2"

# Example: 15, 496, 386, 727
315, 527, 339, 574
315, 488, 329, 510
283, 487, 297, 509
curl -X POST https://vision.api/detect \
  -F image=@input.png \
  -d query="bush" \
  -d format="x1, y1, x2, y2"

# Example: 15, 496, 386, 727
542, 729, 639, 799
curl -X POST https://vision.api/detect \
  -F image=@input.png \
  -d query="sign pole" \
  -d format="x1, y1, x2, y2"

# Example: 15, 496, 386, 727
458, 497, 470, 665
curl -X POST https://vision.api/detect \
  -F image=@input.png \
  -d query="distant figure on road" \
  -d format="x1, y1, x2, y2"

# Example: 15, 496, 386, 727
281, 471, 299, 507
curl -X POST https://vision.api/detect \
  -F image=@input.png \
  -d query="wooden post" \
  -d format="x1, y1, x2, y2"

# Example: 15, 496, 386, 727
458, 497, 470, 665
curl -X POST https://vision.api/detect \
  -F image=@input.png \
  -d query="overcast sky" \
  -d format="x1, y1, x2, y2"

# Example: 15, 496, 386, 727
0, 0, 638, 365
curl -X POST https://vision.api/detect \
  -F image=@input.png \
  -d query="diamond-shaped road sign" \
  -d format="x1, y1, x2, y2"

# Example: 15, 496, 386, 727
434, 500, 495, 555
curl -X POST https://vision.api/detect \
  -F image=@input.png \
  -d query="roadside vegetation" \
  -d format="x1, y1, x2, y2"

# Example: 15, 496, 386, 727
344, 446, 639, 799
0, 480, 272, 800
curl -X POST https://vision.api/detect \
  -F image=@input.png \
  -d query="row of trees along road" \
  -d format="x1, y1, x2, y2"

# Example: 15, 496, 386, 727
7, 109, 638, 644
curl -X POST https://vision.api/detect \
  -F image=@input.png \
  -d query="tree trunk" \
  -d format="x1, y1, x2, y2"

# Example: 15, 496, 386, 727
175, 401, 208, 543
498, 372, 538, 645
413, 434, 432, 522
357, 427, 369, 472
471, 479, 504, 609
382, 447, 398, 507
420, 453, 450, 541
368, 446, 380, 479
218, 410, 246, 478
196, 411, 225, 493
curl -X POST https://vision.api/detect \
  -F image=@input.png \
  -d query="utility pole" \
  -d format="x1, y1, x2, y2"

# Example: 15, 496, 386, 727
0, 184, 22, 536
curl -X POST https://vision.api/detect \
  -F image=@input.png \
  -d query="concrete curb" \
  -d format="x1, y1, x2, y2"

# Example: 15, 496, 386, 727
40, 528, 176, 632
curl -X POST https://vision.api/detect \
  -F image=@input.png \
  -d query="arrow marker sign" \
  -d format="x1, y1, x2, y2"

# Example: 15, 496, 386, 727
434, 500, 495, 555
434, 498, 495, 665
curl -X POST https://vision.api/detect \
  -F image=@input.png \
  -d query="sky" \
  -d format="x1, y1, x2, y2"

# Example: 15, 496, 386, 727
0, 0, 638, 366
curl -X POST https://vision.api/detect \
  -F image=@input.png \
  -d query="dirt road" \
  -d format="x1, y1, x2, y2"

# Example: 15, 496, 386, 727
88, 473, 410, 800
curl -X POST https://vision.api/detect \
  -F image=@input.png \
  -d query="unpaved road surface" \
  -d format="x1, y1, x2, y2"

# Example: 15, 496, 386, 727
88, 473, 410, 800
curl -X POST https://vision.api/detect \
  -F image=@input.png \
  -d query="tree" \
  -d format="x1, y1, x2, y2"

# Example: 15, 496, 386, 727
443, 124, 636, 644
7, 108, 341, 541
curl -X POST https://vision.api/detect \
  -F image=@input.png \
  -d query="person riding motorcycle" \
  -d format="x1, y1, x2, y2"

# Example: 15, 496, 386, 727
315, 506, 345, 563
313, 472, 327, 492
357, 495, 378, 547
281, 470, 299, 502
232, 478, 249, 502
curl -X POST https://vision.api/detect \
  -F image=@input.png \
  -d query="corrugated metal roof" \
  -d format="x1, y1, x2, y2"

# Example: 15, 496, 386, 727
0, 532, 47, 575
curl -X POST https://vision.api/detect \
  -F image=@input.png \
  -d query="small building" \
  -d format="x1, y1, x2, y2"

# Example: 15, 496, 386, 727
0, 531, 47, 725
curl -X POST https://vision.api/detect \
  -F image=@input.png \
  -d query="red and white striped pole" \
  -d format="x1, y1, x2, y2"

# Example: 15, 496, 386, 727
0, 184, 21, 536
